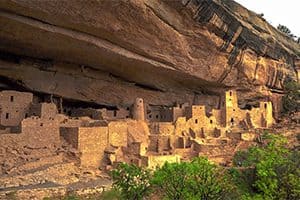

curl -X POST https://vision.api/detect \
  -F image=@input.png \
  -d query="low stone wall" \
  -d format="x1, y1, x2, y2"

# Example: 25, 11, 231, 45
0, 184, 111, 200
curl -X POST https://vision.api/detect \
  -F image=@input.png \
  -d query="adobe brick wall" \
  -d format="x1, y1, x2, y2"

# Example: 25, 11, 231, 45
0, 91, 33, 126
60, 125, 109, 168
108, 121, 128, 147
29, 103, 58, 119
21, 117, 61, 148
60, 127, 79, 149
160, 108, 173, 122
70, 108, 103, 119
157, 135, 170, 152
148, 135, 159, 152
142, 155, 181, 169
127, 142, 147, 156
78, 127, 108, 168
0, 91, 33, 105
146, 106, 161, 122
106, 108, 130, 120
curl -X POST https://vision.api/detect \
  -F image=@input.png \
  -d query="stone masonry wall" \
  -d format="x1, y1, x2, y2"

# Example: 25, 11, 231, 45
0, 90, 33, 126
78, 127, 108, 168
21, 117, 60, 148
108, 121, 128, 147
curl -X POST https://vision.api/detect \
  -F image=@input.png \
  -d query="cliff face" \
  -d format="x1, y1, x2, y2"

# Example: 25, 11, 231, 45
0, 0, 299, 108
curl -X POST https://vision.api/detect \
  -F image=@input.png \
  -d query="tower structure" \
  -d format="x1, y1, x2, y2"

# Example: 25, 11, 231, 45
221, 90, 239, 127
132, 98, 145, 121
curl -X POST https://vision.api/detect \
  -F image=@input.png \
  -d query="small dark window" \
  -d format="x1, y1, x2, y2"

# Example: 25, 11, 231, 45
179, 104, 182, 109
149, 114, 152, 118
210, 120, 213, 124
113, 110, 117, 117
40, 123, 43, 126
229, 91, 232, 96
10, 96, 14, 102
233, 109, 236, 111
264, 103, 267, 109
5, 113, 9, 119
126, 107, 130, 111
156, 115, 159, 119
25, 113, 28, 118
195, 119, 198, 124
139, 100, 142, 103
126, 116, 129, 118
230, 118, 234, 125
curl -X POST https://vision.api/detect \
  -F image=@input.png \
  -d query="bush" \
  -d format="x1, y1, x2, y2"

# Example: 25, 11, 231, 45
283, 79, 300, 114
152, 157, 239, 200
151, 161, 190, 200
98, 188, 121, 200
111, 163, 152, 200
233, 133, 300, 199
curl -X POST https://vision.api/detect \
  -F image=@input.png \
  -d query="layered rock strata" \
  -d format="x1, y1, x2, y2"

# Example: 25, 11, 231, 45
0, 0, 299, 108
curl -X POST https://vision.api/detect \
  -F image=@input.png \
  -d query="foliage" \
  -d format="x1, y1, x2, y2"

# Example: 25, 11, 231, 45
233, 133, 300, 199
111, 163, 152, 200
152, 157, 238, 200
282, 79, 300, 114
98, 188, 121, 200
151, 161, 190, 200
277, 24, 297, 40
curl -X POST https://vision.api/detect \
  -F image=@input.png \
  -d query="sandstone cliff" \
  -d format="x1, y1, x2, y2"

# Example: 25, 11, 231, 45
0, 0, 299, 108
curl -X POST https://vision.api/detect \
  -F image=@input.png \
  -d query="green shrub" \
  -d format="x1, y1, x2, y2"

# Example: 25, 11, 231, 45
233, 133, 300, 199
111, 163, 152, 200
282, 79, 300, 114
152, 157, 239, 200
98, 188, 121, 200
151, 161, 190, 200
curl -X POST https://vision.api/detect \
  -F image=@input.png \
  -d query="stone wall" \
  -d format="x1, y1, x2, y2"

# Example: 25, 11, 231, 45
106, 108, 130, 120
29, 103, 58, 119
142, 155, 181, 169
60, 127, 79, 149
0, 90, 33, 127
108, 121, 128, 147
21, 117, 61, 148
78, 127, 108, 168
60, 126, 108, 168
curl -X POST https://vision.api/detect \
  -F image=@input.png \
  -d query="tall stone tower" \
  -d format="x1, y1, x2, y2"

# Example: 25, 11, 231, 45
221, 90, 239, 127
132, 98, 145, 121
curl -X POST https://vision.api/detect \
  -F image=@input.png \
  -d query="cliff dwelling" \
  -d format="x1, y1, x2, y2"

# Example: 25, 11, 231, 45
0, 0, 299, 199
0, 89, 274, 170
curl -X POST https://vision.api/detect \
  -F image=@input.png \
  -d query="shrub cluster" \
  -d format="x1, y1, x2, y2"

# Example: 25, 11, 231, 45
282, 79, 300, 114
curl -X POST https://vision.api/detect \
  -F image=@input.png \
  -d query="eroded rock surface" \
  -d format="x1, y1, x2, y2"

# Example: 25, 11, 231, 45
0, 0, 299, 107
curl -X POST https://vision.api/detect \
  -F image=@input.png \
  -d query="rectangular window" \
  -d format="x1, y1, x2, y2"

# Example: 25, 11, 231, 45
5, 113, 9, 119
10, 96, 14, 102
